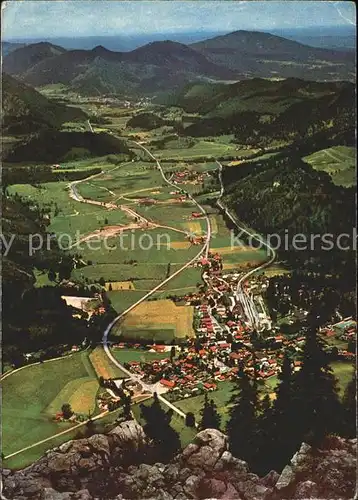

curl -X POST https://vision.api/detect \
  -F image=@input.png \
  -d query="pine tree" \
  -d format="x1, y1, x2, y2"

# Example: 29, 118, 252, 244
185, 412, 196, 428
341, 369, 356, 438
226, 370, 259, 467
268, 353, 298, 472
255, 393, 274, 474
48, 269, 56, 282
61, 403, 73, 420
199, 393, 221, 430
123, 394, 133, 421
140, 393, 181, 461
292, 326, 343, 446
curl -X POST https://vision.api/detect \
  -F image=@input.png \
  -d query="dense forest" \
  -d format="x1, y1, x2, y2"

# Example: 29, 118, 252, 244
4, 130, 131, 163
1, 195, 116, 366
2, 165, 102, 189
127, 112, 173, 130
2, 73, 86, 134
222, 153, 356, 323
172, 79, 355, 149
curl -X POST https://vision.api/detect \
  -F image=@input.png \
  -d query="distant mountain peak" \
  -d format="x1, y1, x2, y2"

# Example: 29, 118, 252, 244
92, 45, 110, 53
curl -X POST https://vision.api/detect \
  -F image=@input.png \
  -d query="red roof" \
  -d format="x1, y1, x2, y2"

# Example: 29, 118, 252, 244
160, 379, 175, 388
209, 346, 217, 351
153, 345, 166, 352
204, 382, 217, 390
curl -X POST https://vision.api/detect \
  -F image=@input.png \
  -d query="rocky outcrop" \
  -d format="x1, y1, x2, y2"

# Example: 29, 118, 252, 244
2, 425, 356, 500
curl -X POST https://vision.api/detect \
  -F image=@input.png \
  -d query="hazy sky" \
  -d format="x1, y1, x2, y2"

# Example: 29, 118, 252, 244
2, 1, 356, 40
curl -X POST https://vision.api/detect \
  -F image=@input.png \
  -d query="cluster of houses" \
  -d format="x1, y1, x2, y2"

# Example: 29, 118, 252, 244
105, 255, 356, 399
110, 336, 304, 402
171, 170, 207, 186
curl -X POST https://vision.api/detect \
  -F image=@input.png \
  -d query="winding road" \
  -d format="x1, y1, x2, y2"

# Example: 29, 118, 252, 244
67, 141, 211, 419
216, 161, 276, 329
101, 142, 212, 419
68, 143, 275, 419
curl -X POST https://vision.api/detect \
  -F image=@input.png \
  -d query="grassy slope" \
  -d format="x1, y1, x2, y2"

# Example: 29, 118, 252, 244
303, 146, 356, 187
2, 351, 98, 456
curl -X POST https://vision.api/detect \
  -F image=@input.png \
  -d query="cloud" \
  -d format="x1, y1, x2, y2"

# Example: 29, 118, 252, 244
2, 1, 356, 40
332, 1, 356, 26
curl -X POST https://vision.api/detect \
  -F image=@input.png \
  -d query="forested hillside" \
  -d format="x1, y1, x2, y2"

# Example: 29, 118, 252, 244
4, 130, 131, 163
174, 79, 354, 148
222, 154, 356, 323
2, 73, 86, 134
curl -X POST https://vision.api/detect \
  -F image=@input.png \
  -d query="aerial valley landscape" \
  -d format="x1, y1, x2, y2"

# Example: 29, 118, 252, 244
1, 2, 356, 499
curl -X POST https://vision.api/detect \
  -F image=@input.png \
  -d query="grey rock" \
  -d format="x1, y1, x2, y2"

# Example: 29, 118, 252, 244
41, 488, 72, 500
198, 477, 227, 497
182, 429, 228, 472
294, 480, 319, 499
260, 470, 280, 488
86, 434, 110, 456
109, 420, 146, 450
235, 480, 271, 500
155, 489, 174, 500
178, 467, 192, 483
184, 474, 200, 498
222, 482, 242, 499
164, 463, 180, 483
275, 465, 295, 490
72, 490, 93, 500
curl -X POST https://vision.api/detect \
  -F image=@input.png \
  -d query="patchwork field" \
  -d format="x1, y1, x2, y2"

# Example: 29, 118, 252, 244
153, 139, 239, 160
112, 299, 195, 341
3, 407, 126, 471
303, 146, 356, 187
1, 351, 98, 457
77, 161, 163, 202
8, 181, 130, 239
207, 211, 268, 266
89, 346, 128, 379
105, 281, 135, 291
107, 290, 148, 314
112, 348, 169, 364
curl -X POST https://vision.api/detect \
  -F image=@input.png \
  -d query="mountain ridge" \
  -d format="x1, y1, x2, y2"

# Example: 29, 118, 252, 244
3, 30, 354, 95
